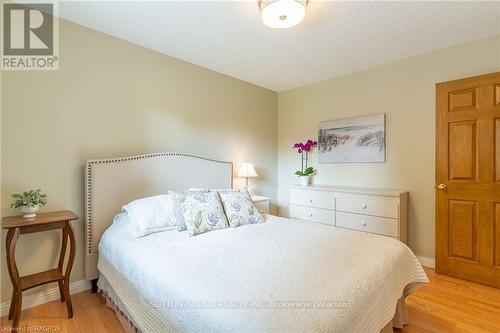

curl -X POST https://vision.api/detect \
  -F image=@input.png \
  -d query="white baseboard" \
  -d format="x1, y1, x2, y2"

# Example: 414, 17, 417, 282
0, 280, 91, 317
417, 256, 435, 269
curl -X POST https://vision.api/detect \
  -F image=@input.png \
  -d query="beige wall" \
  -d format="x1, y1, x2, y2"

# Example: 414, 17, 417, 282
277, 34, 500, 259
0, 20, 278, 302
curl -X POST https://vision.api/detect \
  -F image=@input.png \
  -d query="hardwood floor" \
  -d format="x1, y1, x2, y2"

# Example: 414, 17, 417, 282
0, 291, 122, 333
401, 268, 500, 333
1, 268, 499, 332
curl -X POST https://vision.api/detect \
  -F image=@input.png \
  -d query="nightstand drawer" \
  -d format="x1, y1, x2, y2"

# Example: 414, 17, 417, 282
336, 212, 398, 238
290, 188, 335, 210
336, 196, 398, 219
290, 205, 334, 225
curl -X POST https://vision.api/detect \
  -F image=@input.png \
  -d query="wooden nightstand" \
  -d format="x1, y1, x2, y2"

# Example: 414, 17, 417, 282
251, 195, 270, 213
2, 210, 79, 330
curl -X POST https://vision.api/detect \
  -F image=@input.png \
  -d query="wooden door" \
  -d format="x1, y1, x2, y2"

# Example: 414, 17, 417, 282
436, 71, 500, 287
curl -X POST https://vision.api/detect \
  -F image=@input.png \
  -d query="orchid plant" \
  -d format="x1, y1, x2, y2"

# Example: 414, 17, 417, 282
293, 140, 318, 177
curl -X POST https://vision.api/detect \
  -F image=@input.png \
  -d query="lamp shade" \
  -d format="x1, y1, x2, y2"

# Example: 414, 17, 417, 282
238, 163, 258, 178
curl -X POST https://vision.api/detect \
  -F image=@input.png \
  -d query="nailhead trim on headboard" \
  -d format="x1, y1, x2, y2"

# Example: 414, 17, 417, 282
85, 152, 233, 255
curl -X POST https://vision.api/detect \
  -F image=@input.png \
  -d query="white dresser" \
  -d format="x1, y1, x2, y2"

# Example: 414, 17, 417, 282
289, 185, 408, 243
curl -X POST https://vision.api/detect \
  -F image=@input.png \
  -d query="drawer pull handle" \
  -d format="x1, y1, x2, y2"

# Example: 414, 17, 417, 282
361, 221, 367, 227
361, 204, 367, 209
309, 213, 313, 217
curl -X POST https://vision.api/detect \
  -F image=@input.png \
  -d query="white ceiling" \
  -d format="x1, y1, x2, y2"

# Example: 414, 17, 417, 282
56, 1, 500, 92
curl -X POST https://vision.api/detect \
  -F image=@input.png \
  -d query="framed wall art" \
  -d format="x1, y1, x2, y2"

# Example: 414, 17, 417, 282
318, 114, 385, 163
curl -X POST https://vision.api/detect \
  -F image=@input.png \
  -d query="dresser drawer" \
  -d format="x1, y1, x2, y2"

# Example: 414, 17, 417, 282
290, 188, 335, 210
336, 196, 398, 219
290, 205, 335, 225
336, 212, 398, 238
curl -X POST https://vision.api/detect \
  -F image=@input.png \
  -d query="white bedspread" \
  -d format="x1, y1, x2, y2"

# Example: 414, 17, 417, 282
99, 214, 428, 333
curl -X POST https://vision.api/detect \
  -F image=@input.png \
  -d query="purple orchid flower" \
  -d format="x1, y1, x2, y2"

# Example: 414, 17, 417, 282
292, 139, 318, 176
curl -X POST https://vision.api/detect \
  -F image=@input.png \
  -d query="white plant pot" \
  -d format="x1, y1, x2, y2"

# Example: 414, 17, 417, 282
20, 205, 39, 219
299, 175, 310, 186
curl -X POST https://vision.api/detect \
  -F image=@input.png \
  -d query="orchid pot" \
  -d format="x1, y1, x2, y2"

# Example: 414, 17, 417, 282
299, 175, 310, 186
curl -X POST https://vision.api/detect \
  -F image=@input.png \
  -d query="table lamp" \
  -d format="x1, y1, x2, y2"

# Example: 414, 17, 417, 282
238, 162, 258, 192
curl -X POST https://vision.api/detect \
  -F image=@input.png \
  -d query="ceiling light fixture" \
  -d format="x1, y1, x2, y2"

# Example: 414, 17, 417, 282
259, 0, 307, 29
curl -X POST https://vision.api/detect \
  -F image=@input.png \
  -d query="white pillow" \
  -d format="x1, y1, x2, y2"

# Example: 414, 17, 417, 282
122, 194, 177, 237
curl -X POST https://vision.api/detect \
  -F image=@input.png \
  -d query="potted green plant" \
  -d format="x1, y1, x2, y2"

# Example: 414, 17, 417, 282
10, 189, 48, 218
293, 140, 318, 186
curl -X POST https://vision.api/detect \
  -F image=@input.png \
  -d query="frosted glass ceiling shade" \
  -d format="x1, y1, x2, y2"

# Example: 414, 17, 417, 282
260, 0, 307, 29
238, 163, 258, 178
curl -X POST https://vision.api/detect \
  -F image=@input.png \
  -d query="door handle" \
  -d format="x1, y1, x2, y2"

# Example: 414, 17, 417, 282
437, 184, 447, 191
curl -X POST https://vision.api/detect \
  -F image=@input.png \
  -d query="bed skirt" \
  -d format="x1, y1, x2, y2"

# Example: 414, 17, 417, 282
101, 289, 140, 333
98, 254, 410, 333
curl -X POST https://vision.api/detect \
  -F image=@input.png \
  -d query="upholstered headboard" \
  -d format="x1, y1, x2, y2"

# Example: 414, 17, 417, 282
85, 152, 233, 280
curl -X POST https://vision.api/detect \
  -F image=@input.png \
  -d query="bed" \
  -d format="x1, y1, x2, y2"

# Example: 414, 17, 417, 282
85, 153, 428, 333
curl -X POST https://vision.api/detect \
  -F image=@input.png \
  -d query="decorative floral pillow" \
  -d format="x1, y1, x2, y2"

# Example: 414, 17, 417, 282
170, 191, 228, 236
218, 191, 264, 227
